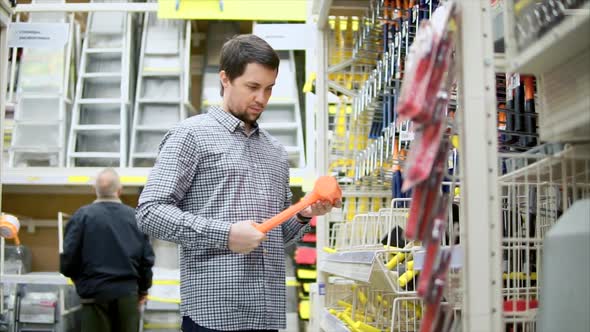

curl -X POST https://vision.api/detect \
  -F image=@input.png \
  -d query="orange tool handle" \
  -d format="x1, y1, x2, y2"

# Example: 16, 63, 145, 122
255, 193, 320, 234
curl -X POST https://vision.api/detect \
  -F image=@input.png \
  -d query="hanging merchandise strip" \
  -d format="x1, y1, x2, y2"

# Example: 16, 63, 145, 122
396, 2, 459, 332
319, 2, 464, 332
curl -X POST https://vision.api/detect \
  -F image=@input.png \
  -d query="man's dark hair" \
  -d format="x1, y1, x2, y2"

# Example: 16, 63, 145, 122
219, 34, 280, 96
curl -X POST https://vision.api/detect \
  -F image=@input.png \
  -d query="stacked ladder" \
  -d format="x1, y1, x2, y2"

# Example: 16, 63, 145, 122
8, 0, 75, 167
258, 51, 306, 168
67, 0, 135, 167
129, 10, 191, 167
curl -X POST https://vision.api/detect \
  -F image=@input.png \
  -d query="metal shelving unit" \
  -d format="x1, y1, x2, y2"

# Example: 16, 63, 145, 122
0, 2, 316, 192
503, 0, 590, 143
311, 0, 590, 331
310, 0, 503, 331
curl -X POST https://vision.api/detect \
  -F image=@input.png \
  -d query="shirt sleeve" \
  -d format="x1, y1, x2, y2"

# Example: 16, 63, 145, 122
60, 211, 84, 280
138, 235, 155, 295
281, 158, 310, 247
136, 127, 232, 250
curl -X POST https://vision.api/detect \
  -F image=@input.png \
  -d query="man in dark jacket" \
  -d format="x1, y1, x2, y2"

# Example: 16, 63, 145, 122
61, 168, 155, 332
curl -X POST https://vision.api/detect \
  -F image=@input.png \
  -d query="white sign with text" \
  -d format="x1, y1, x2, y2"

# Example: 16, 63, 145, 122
8, 23, 69, 49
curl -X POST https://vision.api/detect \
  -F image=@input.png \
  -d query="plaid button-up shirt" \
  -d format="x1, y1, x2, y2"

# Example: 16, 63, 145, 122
136, 106, 309, 330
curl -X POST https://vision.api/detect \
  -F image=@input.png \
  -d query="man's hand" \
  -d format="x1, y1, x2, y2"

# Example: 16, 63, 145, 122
299, 199, 343, 219
138, 293, 148, 311
228, 221, 267, 254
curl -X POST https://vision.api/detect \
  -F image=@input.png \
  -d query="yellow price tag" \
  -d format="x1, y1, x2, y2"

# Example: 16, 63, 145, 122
120, 176, 147, 185
68, 175, 91, 184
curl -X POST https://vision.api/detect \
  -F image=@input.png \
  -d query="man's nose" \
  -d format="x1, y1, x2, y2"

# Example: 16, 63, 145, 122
254, 90, 265, 104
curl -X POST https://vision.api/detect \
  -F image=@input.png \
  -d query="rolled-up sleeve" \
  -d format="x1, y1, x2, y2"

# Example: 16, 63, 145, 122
136, 127, 232, 249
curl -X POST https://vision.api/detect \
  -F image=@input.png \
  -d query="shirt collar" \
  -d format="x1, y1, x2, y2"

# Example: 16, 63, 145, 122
94, 198, 122, 204
208, 105, 259, 135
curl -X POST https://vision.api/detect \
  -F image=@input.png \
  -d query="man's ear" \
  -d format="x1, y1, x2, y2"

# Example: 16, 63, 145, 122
219, 70, 230, 89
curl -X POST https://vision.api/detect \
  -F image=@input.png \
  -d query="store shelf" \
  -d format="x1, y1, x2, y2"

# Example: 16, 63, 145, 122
0, 272, 70, 285
508, 3, 590, 74
320, 308, 351, 332
15, 2, 158, 13
318, 251, 376, 283
2, 166, 313, 188
499, 144, 590, 183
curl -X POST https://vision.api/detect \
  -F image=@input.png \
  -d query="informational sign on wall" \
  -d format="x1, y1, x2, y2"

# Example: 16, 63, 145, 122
7, 23, 69, 49
253, 23, 315, 50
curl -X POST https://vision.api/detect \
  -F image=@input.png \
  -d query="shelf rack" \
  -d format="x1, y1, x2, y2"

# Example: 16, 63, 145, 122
311, 0, 503, 330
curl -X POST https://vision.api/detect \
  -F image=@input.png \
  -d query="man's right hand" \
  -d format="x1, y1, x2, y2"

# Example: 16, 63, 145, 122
228, 220, 266, 254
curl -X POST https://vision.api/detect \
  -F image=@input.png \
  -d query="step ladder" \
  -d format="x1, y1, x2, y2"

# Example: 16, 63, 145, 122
129, 11, 191, 167
258, 51, 305, 168
66, 0, 136, 167
8, 0, 75, 167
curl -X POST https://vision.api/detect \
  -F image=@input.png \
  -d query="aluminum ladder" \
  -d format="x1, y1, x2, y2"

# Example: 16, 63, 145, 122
8, 0, 75, 167
129, 11, 191, 167
66, 0, 136, 167
258, 51, 306, 168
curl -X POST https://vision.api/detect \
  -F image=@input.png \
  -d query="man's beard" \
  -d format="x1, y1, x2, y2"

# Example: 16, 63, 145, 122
230, 107, 261, 125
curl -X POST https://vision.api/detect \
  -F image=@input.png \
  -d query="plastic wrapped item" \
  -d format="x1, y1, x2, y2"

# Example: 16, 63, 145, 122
404, 140, 449, 241
18, 49, 64, 94
13, 124, 60, 149
12, 152, 59, 167
397, 20, 436, 122
16, 98, 61, 122
18, 292, 58, 323
419, 249, 453, 332
397, 2, 456, 124
402, 101, 447, 192
417, 194, 449, 297
2, 245, 32, 275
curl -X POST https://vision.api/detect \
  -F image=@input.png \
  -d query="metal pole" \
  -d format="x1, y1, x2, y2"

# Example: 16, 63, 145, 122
0, 9, 10, 315
457, 1, 503, 331
310, 22, 329, 332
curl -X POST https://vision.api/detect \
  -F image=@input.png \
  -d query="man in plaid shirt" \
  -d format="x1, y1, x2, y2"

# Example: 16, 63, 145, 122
137, 34, 340, 331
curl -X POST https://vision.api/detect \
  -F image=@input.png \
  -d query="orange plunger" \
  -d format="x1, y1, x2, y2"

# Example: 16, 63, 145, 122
0, 214, 21, 245
255, 176, 342, 234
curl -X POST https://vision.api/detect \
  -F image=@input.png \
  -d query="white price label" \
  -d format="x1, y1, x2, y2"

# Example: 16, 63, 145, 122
400, 131, 415, 141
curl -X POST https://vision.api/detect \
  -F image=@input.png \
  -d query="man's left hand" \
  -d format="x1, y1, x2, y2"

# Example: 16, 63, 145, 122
138, 294, 148, 310
299, 199, 342, 218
